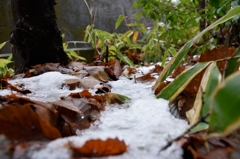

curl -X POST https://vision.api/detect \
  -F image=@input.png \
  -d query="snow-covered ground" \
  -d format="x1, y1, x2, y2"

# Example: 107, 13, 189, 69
0, 66, 188, 159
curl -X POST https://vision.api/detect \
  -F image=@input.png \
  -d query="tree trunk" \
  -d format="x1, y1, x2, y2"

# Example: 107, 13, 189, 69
10, 0, 68, 73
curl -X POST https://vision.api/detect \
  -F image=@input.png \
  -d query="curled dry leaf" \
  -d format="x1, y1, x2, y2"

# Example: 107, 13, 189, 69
62, 79, 81, 90
136, 73, 156, 83
84, 66, 111, 82
71, 138, 127, 157
0, 79, 31, 94
53, 98, 91, 136
104, 60, 122, 80
0, 95, 61, 141
150, 64, 164, 74
67, 61, 85, 71
122, 67, 137, 78
106, 93, 131, 105
79, 76, 101, 89
95, 83, 112, 94
78, 89, 106, 110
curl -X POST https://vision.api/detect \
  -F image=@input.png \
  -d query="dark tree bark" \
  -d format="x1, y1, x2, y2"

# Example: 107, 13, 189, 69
10, 0, 68, 73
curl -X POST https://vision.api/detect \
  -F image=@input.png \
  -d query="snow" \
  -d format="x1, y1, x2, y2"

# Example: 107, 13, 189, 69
0, 66, 189, 159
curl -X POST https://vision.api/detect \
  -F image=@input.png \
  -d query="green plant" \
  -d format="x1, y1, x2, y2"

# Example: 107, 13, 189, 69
84, 23, 138, 67
153, 6, 240, 136
61, 34, 87, 62
0, 41, 14, 77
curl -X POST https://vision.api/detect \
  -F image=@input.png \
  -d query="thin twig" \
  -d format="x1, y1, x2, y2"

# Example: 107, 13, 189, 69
158, 113, 210, 153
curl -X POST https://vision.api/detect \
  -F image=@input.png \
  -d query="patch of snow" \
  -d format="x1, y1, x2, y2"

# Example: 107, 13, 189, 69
7, 72, 82, 102
1, 67, 189, 159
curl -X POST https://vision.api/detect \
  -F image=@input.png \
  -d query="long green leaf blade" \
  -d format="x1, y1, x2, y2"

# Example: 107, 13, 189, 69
208, 71, 240, 137
0, 41, 6, 50
187, 62, 221, 133
152, 6, 240, 91
117, 50, 135, 67
156, 62, 210, 102
225, 47, 240, 77
115, 15, 124, 29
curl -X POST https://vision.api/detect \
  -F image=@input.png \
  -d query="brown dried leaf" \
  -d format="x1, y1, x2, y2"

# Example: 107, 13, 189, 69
0, 95, 61, 141
199, 45, 236, 74
53, 98, 91, 136
71, 138, 127, 157
62, 79, 81, 90
154, 81, 171, 95
105, 60, 122, 80
79, 76, 101, 89
149, 65, 164, 74
0, 79, 31, 94
170, 65, 186, 78
24, 63, 73, 78
67, 61, 85, 71
136, 73, 156, 83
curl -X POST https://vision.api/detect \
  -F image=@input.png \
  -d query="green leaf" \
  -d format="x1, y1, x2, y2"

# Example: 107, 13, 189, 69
210, 0, 219, 8
0, 59, 12, 68
225, 47, 240, 77
152, 6, 240, 91
208, 71, 240, 137
168, 47, 177, 56
186, 62, 221, 133
156, 62, 210, 102
115, 15, 124, 29
161, 50, 168, 67
0, 41, 7, 50
117, 50, 135, 67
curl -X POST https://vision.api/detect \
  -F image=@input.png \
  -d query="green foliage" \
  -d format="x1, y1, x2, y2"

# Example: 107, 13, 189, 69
84, 25, 139, 66
153, 6, 240, 90
154, 6, 240, 136
0, 41, 14, 77
62, 41, 87, 61
208, 71, 240, 137
156, 62, 210, 102
133, 0, 199, 49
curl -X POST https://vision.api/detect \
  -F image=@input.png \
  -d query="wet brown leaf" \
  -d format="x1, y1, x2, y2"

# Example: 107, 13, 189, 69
0, 95, 62, 141
53, 98, 91, 136
71, 138, 127, 157
84, 66, 111, 82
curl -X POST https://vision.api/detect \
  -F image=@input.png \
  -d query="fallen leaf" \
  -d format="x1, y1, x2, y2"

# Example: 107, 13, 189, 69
104, 60, 122, 80
71, 138, 127, 157
136, 73, 156, 83
0, 95, 62, 141
62, 79, 81, 90
0, 79, 31, 94
154, 81, 171, 95
170, 65, 186, 78
24, 63, 73, 78
106, 93, 131, 105
53, 98, 91, 136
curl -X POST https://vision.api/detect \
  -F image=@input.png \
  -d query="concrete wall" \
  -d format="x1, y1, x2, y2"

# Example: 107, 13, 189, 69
0, 0, 152, 54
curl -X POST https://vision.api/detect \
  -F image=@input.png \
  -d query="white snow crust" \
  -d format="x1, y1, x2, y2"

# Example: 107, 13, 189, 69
0, 67, 188, 159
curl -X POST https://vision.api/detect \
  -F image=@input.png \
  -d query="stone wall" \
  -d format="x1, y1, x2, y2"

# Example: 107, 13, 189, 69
0, 0, 152, 54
